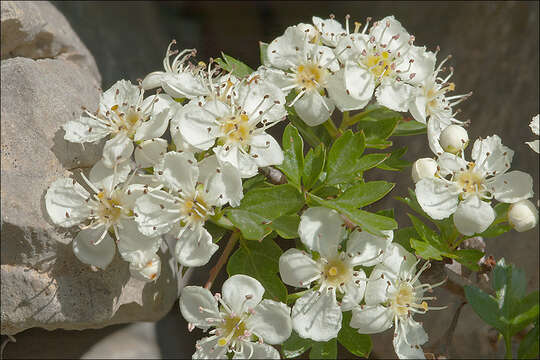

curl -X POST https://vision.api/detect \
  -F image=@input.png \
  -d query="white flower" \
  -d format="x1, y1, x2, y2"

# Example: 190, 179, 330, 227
264, 24, 339, 125
526, 114, 539, 153
278, 207, 392, 341
411, 158, 438, 183
179, 74, 286, 178
330, 16, 436, 113
312, 15, 347, 47
63, 79, 175, 168
45, 161, 162, 272
133, 152, 242, 267
438, 124, 469, 154
179, 274, 292, 359
508, 199, 539, 232
416, 135, 534, 235
350, 243, 446, 359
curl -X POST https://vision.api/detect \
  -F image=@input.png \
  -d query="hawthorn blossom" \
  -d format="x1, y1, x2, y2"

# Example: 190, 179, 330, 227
526, 114, 539, 153
63, 79, 175, 168
330, 15, 436, 113
134, 152, 242, 267
263, 23, 340, 126
278, 207, 393, 341
179, 275, 292, 359
508, 199, 539, 232
415, 135, 534, 235
45, 161, 162, 278
179, 73, 286, 178
350, 243, 445, 359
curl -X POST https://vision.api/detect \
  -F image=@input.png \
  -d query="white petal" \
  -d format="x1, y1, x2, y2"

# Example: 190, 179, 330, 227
471, 135, 514, 176
134, 109, 170, 141
198, 155, 243, 207
370, 16, 411, 53
246, 299, 292, 345
179, 286, 219, 330
162, 72, 210, 99
134, 191, 179, 236
117, 219, 161, 263
101, 80, 141, 110
238, 78, 286, 123
129, 251, 161, 282
294, 91, 334, 126
89, 159, 131, 191
222, 274, 265, 315
250, 133, 284, 168
408, 95, 427, 124
326, 67, 372, 112
134, 138, 168, 168
375, 80, 414, 112
436, 152, 468, 177
453, 196, 495, 235
102, 132, 134, 168
364, 265, 396, 305
312, 16, 346, 47
193, 337, 228, 359
530, 114, 539, 135
291, 289, 342, 342
257, 67, 295, 93
400, 46, 436, 84
298, 207, 344, 258
267, 25, 306, 70
215, 145, 258, 178
72, 227, 115, 269
340, 270, 366, 311
177, 101, 222, 151
426, 115, 453, 156
45, 178, 90, 227
63, 114, 110, 143
141, 71, 165, 90
347, 230, 393, 267
490, 171, 534, 203
335, 33, 368, 63
393, 319, 427, 359
175, 226, 218, 267
232, 342, 280, 359
279, 248, 321, 288
311, 43, 339, 72
526, 140, 540, 153
382, 243, 417, 277
350, 305, 394, 334
415, 178, 459, 220
154, 151, 198, 193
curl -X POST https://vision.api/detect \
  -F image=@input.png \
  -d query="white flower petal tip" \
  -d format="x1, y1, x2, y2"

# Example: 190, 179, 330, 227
411, 158, 438, 183
526, 114, 539, 153
508, 200, 539, 232
439, 124, 469, 154
453, 197, 495, 236
129, 253, 161, 282
72, 227, 115, 270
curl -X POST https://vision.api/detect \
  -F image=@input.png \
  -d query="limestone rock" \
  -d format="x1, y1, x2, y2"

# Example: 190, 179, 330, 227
1, 1, 177, 336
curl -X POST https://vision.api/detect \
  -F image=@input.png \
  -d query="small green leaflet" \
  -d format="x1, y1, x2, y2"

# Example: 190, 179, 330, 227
215, 52, 254, 78
338, 312, 372, 358
325, 130, 365, 186
276, 124, 304, 188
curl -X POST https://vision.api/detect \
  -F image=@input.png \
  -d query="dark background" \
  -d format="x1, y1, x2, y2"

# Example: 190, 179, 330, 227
3, 1, 539, 359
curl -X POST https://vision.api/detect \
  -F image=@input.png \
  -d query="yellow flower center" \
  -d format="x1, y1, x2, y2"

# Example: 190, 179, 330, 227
323, 259, 352, 288
217, 315, 247, 347
96, 191, 123, 223
220, 114, 252, 145
295, 63, 327, 90
456, 163, 485, 194
181, 195, 210, 223
111, 105, 142, 138
391, 282, 428, 316
363, 51, 392, 79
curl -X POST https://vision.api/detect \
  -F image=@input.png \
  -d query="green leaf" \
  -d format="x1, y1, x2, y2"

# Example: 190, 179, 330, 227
225, 209, 271, 240
242, 173, 267, 192
312, 185, 340, 199
465, 285, 505, 330
259, 41, 269, 65
276, 124, 304, 187
338, 311, 372, 358
205, 221, 228, 243
518, 321, 539, 359
282, 331, 314, 358
393, 119, 427, 136
480, 203, 511, 238
454, 249, 483, 271
356, 108, 400, 141
303, 144, 325, 190
215, 52, 254, 78
271, 214, 300, 239
325, 130, 365, 185
377, 146, 411, 171
333, 181, 395, 209
394, 226, 417, 253
310, 339, 337, 359
227, 238, 287, 302
355, 153, 389, 171
310, 194, 397, 236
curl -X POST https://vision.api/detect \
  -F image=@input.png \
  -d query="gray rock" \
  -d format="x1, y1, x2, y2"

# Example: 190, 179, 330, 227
0, 1, 177, 336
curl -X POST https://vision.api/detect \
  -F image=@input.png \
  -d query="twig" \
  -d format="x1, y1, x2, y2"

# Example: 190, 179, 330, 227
204, 230, 240, 290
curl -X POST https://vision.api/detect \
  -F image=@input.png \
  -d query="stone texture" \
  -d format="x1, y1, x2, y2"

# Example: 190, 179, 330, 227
1, 1, 177, 336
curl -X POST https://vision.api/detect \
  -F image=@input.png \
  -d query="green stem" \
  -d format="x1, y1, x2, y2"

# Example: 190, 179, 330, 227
323, 118, 341, 139
286, 290, 309, 305
339, 111, 350, 131
204, 230, 240, 290
452, 235, 465, 250
504, 335, 512, 359
209, 213, 235, 231
346, 107, 380, 127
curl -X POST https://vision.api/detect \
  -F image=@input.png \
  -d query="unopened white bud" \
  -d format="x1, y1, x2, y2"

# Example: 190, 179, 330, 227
129, 254, 161, 282
412, 158, 438, 183
439, 125, 469, 154
508, 200, 539, 232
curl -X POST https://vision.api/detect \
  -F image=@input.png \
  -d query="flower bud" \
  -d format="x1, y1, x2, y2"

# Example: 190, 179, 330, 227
129, 254, 161, 282
411, 158, 438, 183
508, 199, 539, 232
439, 125, 469, 154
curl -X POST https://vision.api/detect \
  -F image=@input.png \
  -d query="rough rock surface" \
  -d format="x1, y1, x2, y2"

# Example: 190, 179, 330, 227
0, 1, 177, 335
